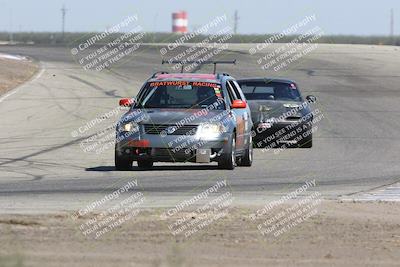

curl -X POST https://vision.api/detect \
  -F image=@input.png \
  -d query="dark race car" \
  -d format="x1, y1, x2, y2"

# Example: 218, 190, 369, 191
237, 78, 316, 148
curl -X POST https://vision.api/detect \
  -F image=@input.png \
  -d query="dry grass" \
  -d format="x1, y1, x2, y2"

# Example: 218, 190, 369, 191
0, 58, 38, 95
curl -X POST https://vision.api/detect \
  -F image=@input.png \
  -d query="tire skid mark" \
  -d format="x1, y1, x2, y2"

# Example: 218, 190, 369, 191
36, 82, 86, 121
0, 134, 97, 167
67, 75, 122, 98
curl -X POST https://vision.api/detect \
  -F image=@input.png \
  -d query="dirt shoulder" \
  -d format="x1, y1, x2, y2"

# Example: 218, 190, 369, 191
0, 201, 399, 267
0, 56, 38, 96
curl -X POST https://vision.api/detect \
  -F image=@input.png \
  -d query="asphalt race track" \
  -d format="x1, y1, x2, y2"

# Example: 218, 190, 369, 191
1, 44, 400, 213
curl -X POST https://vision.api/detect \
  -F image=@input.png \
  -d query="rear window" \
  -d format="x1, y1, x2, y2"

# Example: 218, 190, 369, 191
238, 81, 302, 101
138, 81, 225, 109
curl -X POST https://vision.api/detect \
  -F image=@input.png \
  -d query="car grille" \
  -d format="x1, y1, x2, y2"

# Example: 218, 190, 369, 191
151, 148, 194, 162
143, 124, 198, 135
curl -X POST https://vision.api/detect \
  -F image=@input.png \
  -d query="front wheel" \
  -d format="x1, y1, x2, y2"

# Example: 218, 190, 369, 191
115, 150, 132, 171
299, 133, 312, 148
137, 159, 153, 169
218, 135, 236, 170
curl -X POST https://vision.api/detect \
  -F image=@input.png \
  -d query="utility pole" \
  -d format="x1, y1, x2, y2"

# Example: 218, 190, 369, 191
233, 10, 239, 34
61, 4, 67, 40
390, 8, 394, 37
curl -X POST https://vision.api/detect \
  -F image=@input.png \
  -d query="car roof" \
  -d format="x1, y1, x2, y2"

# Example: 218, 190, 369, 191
236, 77, 296, 84
148, 72, 236, 83
149, 73, 218, 83
156, 73, 216, 80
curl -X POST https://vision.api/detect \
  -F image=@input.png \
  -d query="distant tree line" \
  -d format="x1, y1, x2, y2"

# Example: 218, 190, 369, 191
0, 32, 399, 46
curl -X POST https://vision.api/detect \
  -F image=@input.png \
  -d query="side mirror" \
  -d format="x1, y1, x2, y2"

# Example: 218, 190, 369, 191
231, 99, 247, 109
306, 95, 317, 103
119, 98, 135, 107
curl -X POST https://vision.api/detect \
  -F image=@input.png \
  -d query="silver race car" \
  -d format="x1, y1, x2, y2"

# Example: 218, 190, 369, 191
115, 65, 253, 170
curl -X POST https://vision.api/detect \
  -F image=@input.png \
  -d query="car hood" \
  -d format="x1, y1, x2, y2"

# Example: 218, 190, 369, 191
248, 100, 310, 122
120, 108, 228, 125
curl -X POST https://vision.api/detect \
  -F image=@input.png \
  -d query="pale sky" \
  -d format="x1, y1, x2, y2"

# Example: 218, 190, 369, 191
0, 0, 398, 35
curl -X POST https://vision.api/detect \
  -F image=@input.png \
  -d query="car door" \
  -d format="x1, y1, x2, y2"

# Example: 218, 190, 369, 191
232, 80, 253, 133
225, 79, 247, 151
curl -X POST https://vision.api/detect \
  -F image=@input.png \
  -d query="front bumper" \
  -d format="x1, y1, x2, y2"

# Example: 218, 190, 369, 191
253, 120, 312, 148
115, 131, 231, 163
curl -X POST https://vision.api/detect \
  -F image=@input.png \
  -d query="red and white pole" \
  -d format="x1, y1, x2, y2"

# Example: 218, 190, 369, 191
172, 11, 188, 33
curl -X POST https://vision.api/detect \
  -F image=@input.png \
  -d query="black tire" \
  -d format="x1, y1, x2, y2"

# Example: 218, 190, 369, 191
299, 133, 312, 148
115, 150, 132, 171
137, 159, 153, 169
218, 135, 236, 170
238, 135, 253, 167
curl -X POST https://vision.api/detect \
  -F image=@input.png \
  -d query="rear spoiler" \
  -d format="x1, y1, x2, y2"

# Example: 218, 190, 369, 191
161, 59, 236, 74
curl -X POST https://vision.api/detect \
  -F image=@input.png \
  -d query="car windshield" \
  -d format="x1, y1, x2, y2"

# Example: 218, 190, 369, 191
239, 81, 302, 101
139, 81, 225, 109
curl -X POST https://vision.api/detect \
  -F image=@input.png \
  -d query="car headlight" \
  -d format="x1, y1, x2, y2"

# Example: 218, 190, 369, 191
118, 122, 139, 133
198, 123, 226, 136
